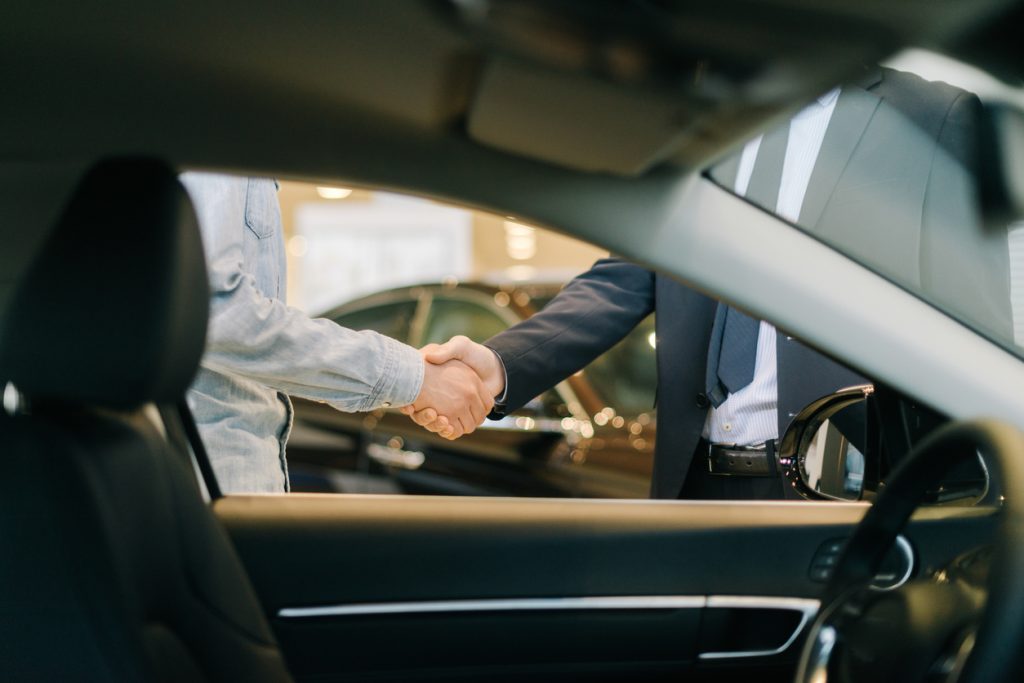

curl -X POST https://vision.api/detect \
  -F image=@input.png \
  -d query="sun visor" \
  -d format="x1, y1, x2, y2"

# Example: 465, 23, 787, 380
467, 58, 690, 175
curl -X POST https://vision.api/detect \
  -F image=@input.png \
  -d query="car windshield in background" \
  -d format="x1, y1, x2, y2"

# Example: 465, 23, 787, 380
711, 56, 1023, 356
531, 296, 657, 417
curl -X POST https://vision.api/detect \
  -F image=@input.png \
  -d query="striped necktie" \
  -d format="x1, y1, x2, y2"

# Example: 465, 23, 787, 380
704, 123, 789, 407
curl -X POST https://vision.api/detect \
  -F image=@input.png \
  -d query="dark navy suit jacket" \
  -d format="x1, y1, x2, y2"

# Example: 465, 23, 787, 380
485, 68, 1010, 499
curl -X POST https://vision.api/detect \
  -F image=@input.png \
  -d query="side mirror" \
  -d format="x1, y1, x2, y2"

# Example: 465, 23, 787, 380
779, 385, 873, 501
779, 385, 993, 504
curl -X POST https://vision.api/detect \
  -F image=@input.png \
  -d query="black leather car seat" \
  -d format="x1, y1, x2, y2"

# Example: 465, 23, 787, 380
0, 159, 293, 682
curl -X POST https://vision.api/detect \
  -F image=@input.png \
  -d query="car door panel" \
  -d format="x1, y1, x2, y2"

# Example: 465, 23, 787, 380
217, 495, 997, 682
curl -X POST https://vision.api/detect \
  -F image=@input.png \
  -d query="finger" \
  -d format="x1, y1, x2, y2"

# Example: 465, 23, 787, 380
415, 413, 452, 436
481, 390, 495, 415
443, 421, 464, 440
400, 405, 414, 415
421, 420, 449, 434
409, 407, 437, 426
454, 416, 471, 439
424, 415, 450, 433
418, 343, 441, 357
462, 389, 487, 433
470, 395, 487, 429
414, 412, 450, 434
415, 420, 448, 435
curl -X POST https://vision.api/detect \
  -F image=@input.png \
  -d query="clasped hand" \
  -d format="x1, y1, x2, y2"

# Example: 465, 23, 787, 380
402, 336, 504, 439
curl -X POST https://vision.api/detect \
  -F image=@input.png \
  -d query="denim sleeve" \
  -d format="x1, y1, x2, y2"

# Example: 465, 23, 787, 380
180, 172, 423, 411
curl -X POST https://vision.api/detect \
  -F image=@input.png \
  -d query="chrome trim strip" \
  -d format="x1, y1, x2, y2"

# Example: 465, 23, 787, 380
277, 595, 707, 619
699, 596, 820, 660
279, 594, 820, 660
975, 450, 991, 504
802, 624, 838, 683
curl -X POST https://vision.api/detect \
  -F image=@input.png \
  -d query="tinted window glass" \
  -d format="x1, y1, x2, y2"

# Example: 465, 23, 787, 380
332, 300, 418, 343
530, 296, 657, 418
577, 315, 657, 417
422, 297, 509, 345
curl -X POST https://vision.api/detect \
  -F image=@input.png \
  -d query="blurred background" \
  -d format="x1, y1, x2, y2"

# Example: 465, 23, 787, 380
278, 183, 607, 314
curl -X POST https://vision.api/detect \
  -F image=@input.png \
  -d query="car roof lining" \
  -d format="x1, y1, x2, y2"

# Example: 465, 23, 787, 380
0, 0, 1018, 180
0, 161, 88, 340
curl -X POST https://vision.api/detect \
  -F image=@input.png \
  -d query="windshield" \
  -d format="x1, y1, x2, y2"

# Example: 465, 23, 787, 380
708, 52, 1022, 358
532, 296, 657, 417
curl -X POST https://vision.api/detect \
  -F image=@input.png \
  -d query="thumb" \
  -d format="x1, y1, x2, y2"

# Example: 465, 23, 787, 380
422, 337, 466, 364
418, 342, 441, 356
419, 342, 451, 365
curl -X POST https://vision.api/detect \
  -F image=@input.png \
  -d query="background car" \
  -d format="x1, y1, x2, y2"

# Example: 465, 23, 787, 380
287, 280, 658, 498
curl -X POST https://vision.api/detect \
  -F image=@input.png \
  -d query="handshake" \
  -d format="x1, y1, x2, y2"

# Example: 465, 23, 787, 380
403, 335, 506, 439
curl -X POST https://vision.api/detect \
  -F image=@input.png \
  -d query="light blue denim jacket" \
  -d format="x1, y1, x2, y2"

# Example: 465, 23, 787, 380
181, 173, 424, 493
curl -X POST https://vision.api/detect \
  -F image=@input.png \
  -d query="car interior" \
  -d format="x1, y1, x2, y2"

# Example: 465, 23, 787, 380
4, 2, 1024, 682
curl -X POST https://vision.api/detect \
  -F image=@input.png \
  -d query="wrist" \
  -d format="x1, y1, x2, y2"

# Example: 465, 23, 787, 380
485, 348, 508, 399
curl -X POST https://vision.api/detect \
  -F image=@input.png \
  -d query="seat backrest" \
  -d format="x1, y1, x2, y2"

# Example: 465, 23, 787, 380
0, 159, 293, 682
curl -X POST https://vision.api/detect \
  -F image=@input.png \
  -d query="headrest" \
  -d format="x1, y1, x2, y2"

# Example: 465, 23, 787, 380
0, 159, 209, 409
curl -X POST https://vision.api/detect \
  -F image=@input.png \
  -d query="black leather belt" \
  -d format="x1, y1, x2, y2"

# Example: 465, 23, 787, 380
706, 440, 777, 477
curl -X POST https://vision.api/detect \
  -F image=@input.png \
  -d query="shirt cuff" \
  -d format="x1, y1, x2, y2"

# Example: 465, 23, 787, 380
488, 348, 509, 417
366, 336, 424, 409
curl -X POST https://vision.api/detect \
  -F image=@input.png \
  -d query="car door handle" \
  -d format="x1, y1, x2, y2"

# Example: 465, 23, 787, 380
367, 442, 426, 470
477, 415, 566, 434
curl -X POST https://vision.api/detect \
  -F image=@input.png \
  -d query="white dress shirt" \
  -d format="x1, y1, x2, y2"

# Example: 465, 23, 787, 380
703, 88, 841, 445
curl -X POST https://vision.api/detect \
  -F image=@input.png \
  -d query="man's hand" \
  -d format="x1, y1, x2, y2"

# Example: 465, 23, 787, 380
403, 336, 505, 439
410, 354, 495, 439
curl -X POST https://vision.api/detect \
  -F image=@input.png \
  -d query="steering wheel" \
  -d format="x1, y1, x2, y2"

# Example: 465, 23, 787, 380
794, 420, 1024, 683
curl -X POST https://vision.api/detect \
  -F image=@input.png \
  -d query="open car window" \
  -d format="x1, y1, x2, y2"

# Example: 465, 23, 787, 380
196, 176, 926, 503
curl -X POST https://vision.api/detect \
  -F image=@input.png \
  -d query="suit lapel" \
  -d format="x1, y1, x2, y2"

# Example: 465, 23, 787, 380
798, 85, 882, 230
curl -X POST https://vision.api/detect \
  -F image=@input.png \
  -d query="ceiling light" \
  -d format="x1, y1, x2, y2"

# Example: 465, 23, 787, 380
316, 186, 353, 199
504, 220, 536, 260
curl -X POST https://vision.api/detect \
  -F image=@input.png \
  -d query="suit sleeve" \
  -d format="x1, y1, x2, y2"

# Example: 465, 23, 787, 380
920, 91, 1013, 341
484, 258, 656, 414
